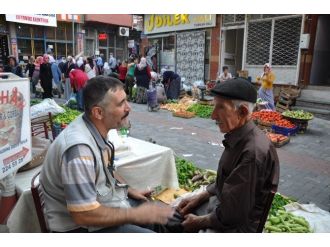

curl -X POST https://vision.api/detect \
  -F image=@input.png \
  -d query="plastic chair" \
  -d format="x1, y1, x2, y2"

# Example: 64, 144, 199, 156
31, 171, 49, 233
30, 112, 56, 140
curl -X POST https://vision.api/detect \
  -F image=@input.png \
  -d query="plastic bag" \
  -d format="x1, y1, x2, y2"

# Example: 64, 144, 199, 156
30, 98, 65, 119
193, 80, 205, 88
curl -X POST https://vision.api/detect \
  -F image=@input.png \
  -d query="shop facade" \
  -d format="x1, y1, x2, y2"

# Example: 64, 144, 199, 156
1, 14, 134, 66
141, 14, 221, 84
83, 14, 132, 63
221, 14, 305, 86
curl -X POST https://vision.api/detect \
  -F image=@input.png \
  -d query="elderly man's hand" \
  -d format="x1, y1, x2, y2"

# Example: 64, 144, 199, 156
177, 191, 211, 216
181, 214, 204, 232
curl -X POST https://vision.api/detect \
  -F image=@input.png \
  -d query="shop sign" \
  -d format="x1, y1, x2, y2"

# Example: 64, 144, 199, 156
0, 77, 31, 179
98, 33, 107, 40
5, 14, 57, 27
144, 14, 216, 34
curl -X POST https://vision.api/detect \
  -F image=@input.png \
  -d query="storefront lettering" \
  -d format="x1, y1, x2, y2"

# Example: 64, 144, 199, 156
146, 14, 190, 32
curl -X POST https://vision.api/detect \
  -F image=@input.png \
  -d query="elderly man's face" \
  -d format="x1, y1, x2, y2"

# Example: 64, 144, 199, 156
211, 96, 240, 133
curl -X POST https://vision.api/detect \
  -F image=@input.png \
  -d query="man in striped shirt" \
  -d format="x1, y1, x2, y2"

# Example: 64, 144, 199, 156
40, 76, 173, 232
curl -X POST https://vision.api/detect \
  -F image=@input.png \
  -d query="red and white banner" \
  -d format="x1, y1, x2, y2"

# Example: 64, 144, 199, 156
5, 14, 57, 27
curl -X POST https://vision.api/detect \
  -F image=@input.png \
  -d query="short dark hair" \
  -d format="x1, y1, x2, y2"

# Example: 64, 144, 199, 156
83, 76, 124, 114
222, 66, 229, 72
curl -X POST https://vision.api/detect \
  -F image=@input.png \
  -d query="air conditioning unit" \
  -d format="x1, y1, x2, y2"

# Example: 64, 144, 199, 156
119, 27, 129, 37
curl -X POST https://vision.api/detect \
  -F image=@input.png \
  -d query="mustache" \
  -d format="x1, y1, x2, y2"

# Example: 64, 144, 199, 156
121, 112, 129, 120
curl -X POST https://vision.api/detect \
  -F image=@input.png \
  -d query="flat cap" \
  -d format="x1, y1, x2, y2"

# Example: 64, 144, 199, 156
211, 78, 257, 103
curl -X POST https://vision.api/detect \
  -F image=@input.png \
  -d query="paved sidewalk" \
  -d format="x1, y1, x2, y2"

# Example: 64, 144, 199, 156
127, 103, 330, 211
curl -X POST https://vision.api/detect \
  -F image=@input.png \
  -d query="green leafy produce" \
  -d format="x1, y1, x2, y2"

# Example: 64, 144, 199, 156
265, 210, 312, 233
187, 104, 213, 118
30, 99, 42, 106
269, 193, 296, 216
282, 110, 313, 120
52, 106, 81, 125
175, 157, 216, 191
265, 193, 312, 233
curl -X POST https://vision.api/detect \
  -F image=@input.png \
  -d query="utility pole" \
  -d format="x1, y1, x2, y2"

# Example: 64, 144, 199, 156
72, 15, 75, 55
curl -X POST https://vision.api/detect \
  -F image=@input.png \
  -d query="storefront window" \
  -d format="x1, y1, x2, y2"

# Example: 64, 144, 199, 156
17, 39, 32, 60
99, 33, 107, 47
45, 27, 55, 40
66, 24, 73, 40
56, 23, 66, 40
56, 43, 66, 59
163, 36, 175, 52
67, 43, 73, 56
34, 40, 44, 57
116, 36, 125, 48
16, 24, 31, 38
33, 27, 44, 39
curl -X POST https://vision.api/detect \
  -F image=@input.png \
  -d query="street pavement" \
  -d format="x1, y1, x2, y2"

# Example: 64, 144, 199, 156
127, 102, 330, 212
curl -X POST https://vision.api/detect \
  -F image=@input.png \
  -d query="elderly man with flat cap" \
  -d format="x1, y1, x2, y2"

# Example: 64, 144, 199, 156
173, 78, 280, 233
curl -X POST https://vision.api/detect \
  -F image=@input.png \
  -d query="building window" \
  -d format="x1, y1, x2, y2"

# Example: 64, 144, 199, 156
272, 17, 302, 65
56, 43, 67, 58
16, 24, 31, 38
34, 40, 44, 57
17, 39, 32, 60
56, 23, 66, 40
246, 21, 272, 65
246, 16, 302, 66
45, 27, 55, 40
223, 15, 245, 26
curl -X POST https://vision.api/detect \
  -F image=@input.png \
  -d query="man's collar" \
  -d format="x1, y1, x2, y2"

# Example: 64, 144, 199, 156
82, 113, 108, 150
223, 120, 255, 148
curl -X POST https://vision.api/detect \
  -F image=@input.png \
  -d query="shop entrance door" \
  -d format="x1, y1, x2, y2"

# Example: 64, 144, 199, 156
221, 28, 244, 77
310, 15, 330, 86
99, 48, 108, 63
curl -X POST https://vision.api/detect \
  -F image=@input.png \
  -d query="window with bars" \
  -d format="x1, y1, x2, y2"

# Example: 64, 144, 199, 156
223, 14, 245, 26
246, 16, 302, 66
272, 17, 302, 65
246, 21, 272, 65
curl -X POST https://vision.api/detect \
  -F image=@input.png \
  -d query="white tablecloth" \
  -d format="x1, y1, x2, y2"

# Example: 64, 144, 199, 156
6, 137, 178, 232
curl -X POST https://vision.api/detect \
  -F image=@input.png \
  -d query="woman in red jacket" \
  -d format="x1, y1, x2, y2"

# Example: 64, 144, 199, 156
118, 60, 128, 84
69, 69, 88, 111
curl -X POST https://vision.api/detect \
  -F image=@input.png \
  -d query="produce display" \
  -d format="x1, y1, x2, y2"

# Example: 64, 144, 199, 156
274, 119, 296, 129
186, 104, 213, 119
173, 110, 195, 118
282, 110, 314, 120
266, 193, 312, 233
266, 133, 289, 144
175, 157, 216, 191
251, 111, 282, 125
52, 106, 81, 125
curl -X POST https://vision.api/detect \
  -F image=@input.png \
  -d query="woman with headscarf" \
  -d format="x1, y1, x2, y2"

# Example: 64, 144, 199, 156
256, 63, 276, 110
30, 56, 43, 95
134, 57, 151, 103
84, 57, 96, 79
76, 57, 85, 71
69, 69, 88, 111
63, 56, 77, 100
39, 54, 53, 99
4, 56, 23, 77
50, 56, 63, 98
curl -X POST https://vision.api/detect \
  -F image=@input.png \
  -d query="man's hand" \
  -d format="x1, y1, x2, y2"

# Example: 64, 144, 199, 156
182, 214, 211, 233
128, 188, 153, 201
131, 203, 174, 225
177, 191, 210, 216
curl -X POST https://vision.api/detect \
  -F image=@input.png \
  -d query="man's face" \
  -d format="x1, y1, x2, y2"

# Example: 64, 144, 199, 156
211, 96, 240, 133
100, 88, 131, 130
